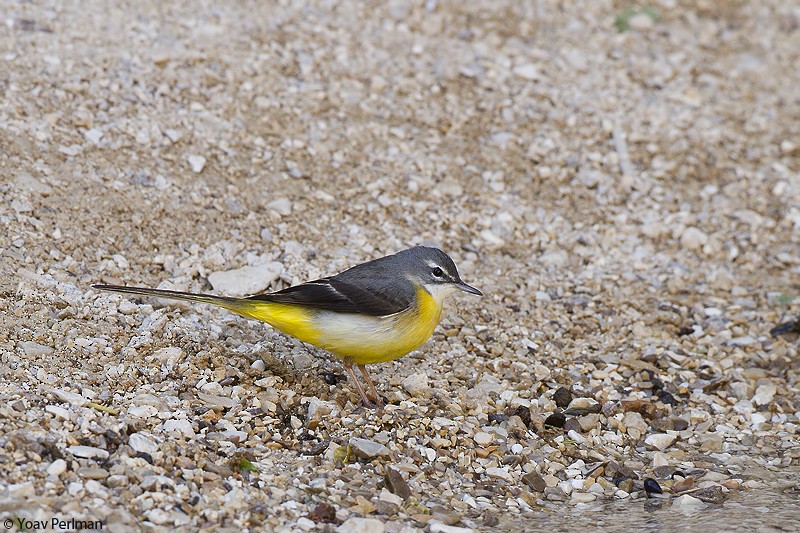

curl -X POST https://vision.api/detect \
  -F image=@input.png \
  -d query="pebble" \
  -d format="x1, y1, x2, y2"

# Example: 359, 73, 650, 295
197, 391, 236, 409
46, 459, 67, 477
401, 372, 430, 397
672, 494, 707, 511
51, 388, 86, 406
473, 432, 494, 446
544, 487, 567, 501
672, 476, 696, 493
652, 417, 689, 432
680, 227, 708, 250
163, 419, 195, 437
627, 12, 655, 31
154, 346, 183, 365
45, 405, 71, 420
187, 155, 206, 173
567, 429, 586, 444
643, 478, 662, 495
306, 397, 339, 429
336, 517, 385, 533
698, 434, 724, 452
106, 475, 128, 488
141, 475, 175, 491
8, 482, 36, 499
145, 508, 172, 526
128, 405, 158, 418
378, 488, 403, 506
565, 397, 601, 414
570, 492, 596, 504
67, 446, 109, 460
15, 171, 52, 195
77, 467, 109, 480
296, 517, 316, 531
652, 453, 670, 468
644, 433, 677, 451
512, 63, 541, 81
485, 467, 513, 482
553, 386, 572, 408
522, 472, 547, 492
84, 128, 103, 145
750, 412, 768, 429
384, 467, 412, 499
578, 414, 600, 431
622, 412, 648, 440
129, 433, 159, 454
208, 262, 283, 297
587, 482, 605, 495
349, 438, 390, 459
544, 413, 566, 428
117, 299, 139, 315
19, 340, 55, 356
267, 198, 293, 216
752, 383, 776, 406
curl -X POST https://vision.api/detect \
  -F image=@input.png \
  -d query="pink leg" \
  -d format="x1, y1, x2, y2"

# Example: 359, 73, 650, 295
343, 358, 379, 409
358, 364, 384, 410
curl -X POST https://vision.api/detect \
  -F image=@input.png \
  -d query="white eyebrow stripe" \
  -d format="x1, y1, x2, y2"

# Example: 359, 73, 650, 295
425, 260, 441, 269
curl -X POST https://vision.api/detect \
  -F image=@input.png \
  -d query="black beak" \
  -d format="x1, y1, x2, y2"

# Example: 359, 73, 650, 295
456, 282, 483, 296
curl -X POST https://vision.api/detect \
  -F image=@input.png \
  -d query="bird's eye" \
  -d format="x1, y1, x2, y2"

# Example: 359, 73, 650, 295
431, 267, 444, 278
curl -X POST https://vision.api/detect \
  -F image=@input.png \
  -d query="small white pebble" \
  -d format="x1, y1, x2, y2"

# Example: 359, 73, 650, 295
187, 155, 206, 173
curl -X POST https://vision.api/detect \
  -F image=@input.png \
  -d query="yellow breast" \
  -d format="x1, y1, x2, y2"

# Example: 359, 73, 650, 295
230, 286, 444, 365
314, 286, 443, 364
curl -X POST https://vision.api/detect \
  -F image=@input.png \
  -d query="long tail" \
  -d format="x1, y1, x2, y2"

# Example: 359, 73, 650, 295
93, 284, 318, 345
92, 284, 241, 311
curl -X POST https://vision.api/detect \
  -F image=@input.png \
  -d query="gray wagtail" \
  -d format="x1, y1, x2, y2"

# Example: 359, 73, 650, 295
93, 246, 482, 408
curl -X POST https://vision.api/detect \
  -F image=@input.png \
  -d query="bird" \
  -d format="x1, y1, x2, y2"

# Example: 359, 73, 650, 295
93, 246, 482, 408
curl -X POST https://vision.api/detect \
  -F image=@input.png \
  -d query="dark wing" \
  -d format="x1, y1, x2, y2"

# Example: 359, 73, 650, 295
247, 276, 414, 316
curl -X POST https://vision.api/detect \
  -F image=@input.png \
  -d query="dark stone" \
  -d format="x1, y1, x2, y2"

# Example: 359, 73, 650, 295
308, 502, 337, 523
620, 399, 656, 418
617, 478, 634, 493
607, 461, 638, 482
553, 387, 572, 408
509, 405, 532, 428
651, 416, 689, 432
483, 512, 499, 527
770, 319, 800, 337
544, 413, 566, 428
644, 478, 663, 495
136, 452, 153, 464
385, 466, 412, 500
563, 403, 602, 416
672, 417, 689, 431
488, 412, 509, 424
321, 371, 343, 385
653, 466, 677, 479
563, 417, 582, 433
656, 390, 678, 405
374, 500, 400, 516
693, 485, 726, 504
305, 440, 330, 456
522, 472, 547, 492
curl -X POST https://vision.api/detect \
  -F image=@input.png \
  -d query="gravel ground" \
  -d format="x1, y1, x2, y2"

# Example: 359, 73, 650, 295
2, 1, 799, 531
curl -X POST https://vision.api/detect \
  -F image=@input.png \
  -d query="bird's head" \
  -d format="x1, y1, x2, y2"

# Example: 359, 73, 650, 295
402, 246, 483, 300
